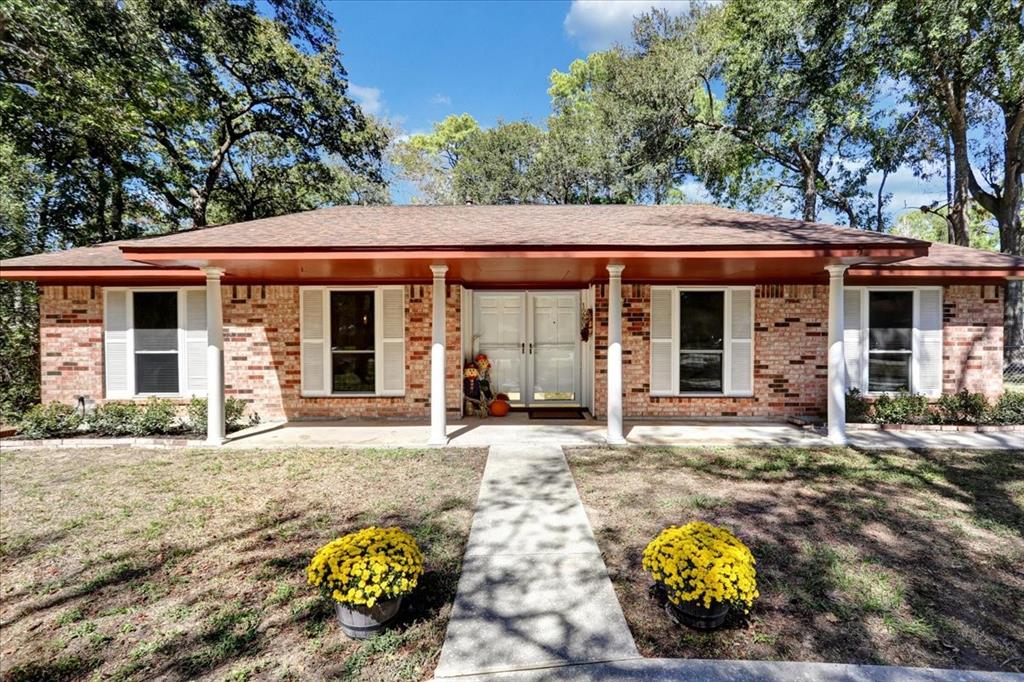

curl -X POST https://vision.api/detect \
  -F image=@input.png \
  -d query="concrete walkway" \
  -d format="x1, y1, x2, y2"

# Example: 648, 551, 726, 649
434, 444, 639, 678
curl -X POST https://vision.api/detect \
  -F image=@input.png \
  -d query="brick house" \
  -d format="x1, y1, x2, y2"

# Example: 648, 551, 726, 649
2, 205, 1021, 445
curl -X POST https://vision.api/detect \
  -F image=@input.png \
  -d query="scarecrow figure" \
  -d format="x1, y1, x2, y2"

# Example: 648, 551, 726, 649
463, 363, 488, 417
474, 353, 494, 402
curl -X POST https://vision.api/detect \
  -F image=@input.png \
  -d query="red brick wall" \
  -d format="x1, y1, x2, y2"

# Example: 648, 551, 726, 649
222, 284, 462, 421
36, 282, 1004, 420
38, 286, 104, 404
37, 284, 462, 422
593, 284, 830, 419
592, 283, 1006, 419
942, 285, 1004, 400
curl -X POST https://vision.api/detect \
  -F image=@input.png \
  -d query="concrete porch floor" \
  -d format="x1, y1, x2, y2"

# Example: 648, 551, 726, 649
223, 413, 833, 449
222, 413, 1023, 449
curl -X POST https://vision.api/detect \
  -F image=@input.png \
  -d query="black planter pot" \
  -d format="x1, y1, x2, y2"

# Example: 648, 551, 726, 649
666, 598, 730, 630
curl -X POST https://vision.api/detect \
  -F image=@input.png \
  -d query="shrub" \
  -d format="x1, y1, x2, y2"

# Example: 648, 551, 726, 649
89, 401, 142, 437
307, 527, 424, 607
989, 391, 1024, 425
642, 521, 759, 613
136, 398, 178, 435
935, 390, 989, 425
845, 388, 870, 423
19, 402, 83, 439
870, 390, 930, 424
186, 396, 250, 433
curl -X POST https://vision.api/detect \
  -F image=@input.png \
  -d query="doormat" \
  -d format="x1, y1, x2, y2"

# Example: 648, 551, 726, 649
527, 408, 585, 420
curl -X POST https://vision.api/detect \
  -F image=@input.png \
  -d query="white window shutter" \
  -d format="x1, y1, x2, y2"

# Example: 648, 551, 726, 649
650, 287, 674, 395
301, 288, 327, 395
844, 288, 863, 391
727, 288, 753, 395
379, 287, 406, 396
184, 290, 208, 394
916, 288, 943, 397
104, 290, 130, 398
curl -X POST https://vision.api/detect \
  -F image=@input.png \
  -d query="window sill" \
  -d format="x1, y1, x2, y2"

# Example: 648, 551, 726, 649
300, 393, 405, 399
651, 392, 754, 399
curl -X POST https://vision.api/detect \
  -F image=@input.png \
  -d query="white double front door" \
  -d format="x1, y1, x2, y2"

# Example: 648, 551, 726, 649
473, 291, 581, 406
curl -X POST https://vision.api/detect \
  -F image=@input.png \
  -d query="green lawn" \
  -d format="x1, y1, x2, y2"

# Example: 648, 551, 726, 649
567, 446, 1024, 672
0, 446, 486, 681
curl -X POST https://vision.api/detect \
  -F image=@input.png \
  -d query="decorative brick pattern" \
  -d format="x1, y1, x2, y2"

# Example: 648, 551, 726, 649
593, 284, 829, 419
38, 286, 104, 404
35, 281, 1005, 422
221, 284, 462, 421
592, 283, 1006, 419
38, 284, 462, 422
942, 285, 1004, 400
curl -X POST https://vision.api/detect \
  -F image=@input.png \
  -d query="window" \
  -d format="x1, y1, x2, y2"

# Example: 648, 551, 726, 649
104, 288, 206, 399
300, 287, 405, 397
330, 291, 376, 393
845, 287, 942, 396
679, 291, 725, 393
133, 291, 180, 394
649, 286, 752, 397
867, 291, 913, 392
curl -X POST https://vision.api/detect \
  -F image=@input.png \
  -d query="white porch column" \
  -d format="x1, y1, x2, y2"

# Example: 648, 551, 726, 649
205, 267, 226, 445
826, 264, 849, 446
606, 264, 626, 445
429, 265, 449, 446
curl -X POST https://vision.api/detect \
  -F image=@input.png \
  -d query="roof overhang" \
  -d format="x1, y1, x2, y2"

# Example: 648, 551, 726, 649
112, 244, 929, 286
0, 267, 204, 284
847, 265, 1024, 285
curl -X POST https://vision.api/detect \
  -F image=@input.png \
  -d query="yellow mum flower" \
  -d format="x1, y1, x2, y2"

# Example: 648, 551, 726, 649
642, 522, 758, 614
306, 526, 424, 607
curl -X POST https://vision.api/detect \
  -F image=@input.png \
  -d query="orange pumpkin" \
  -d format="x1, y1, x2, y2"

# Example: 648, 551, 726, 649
489, 398, 510, 417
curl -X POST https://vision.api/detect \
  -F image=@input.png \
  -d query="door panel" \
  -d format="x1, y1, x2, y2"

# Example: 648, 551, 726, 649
530, 293, 579, 404
474, 293, 525, 403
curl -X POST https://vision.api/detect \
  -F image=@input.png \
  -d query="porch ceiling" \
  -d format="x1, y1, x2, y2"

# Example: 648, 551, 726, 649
118, 246, 923, 285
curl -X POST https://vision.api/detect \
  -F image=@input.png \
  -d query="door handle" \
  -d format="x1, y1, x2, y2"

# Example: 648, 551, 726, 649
521, 342, 525, 354
529, 343, 533, 354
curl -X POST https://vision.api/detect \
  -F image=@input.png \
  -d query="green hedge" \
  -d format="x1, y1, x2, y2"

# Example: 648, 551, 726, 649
846, 388, 1024, 426
18, 402, 83, 439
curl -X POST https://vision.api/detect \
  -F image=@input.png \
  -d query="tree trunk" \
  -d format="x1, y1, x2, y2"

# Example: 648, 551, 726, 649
801, 166, 817, 222
190, 189, 208, 228
947, 117, 972, 247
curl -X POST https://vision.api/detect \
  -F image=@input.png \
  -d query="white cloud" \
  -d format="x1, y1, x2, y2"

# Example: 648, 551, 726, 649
563, 0, 698, 51
348, 83, 384, 117
430, 94, 452, 106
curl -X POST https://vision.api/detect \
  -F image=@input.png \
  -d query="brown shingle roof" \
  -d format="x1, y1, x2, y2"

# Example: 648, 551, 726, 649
114, 204, 922, 250
872, 242, 1024, 270
2, 206, 1020, 276
1, 243, 169, 269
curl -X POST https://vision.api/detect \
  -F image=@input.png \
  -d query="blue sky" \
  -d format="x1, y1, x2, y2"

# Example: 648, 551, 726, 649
325, 0, 946, 217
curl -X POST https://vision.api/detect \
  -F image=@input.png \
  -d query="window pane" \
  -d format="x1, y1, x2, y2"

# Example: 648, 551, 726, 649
868, 352, 911, 392
332, 353, 375, 393
680, 291, 724, 350
869, 291, 913, 351
136, 353, 179, 393
680, 352, 723, 392
134, 292, 178, 351
331, 292, 375, 351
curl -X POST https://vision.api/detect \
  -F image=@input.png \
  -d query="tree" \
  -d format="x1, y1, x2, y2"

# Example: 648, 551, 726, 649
611, 1, 889, 225
121, 0, 386, 227
453, 121, 545, 204
392, 114, 480, 203
890, 206, 999, 251
888, 0, 1024, 360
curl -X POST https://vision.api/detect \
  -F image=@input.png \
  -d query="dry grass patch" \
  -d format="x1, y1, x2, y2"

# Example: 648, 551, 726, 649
0, 446, 486, 681
567, 446, 1024, 672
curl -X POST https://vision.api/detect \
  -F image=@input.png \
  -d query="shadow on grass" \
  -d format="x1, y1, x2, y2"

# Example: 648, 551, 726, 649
568, 445, 1024, 672
2, 463, 481, 681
